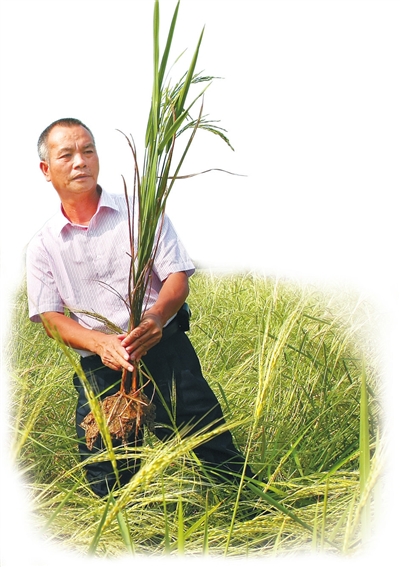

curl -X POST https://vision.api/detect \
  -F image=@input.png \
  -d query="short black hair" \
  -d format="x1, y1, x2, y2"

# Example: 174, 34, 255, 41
37, 118, 95, 161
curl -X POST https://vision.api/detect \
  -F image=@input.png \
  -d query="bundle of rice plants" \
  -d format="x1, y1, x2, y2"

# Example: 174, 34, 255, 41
80, 0, 234, 448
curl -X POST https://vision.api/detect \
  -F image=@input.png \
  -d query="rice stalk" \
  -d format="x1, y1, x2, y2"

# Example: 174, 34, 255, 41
203, 490, 210, 554
359, 357, 371, 541
168, 497, 221, 553
114, 497, 135, 554
88, 493, 114, 554
320, 480, 329, 549
253, 293, 308, 426
343, 432, 382, 552
161, 476, 171, 553
11, 366, 52, 461
177, 495, 185, 554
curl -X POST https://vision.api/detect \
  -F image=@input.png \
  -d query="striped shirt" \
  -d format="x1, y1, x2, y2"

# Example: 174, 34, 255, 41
26, 189, 195, 355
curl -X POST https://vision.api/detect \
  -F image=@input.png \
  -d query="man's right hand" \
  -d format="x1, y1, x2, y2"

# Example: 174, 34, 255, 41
96, 333, 134, 372
41, 312, 134, 372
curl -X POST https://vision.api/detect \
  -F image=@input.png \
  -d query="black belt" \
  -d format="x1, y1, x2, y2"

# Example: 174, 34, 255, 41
160, 316, 181, 343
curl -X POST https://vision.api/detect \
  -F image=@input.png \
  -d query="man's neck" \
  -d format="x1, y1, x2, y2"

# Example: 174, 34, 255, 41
61, 186, 101, 226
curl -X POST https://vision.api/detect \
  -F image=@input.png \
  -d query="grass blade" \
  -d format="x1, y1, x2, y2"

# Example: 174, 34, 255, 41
177, 495, 184, 555
359, 357, 371, 540
116, 506, 135, 553
176, 27, 204, 117
88, 493, 113, 554
162, 477, 171, 553
203, 490, 210, 555
158, 0, 180, 85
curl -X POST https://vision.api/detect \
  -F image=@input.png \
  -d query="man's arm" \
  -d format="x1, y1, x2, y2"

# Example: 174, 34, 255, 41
41, 312, 135, 372
121, 271, 189, 361
41, 271, 189, 370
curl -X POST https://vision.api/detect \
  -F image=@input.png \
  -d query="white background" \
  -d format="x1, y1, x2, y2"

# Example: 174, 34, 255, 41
1, 0, 399, 565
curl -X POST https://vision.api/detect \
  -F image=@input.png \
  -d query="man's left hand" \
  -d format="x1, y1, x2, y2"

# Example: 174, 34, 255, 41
120, 313, 163, 360
120, 271, 189, 361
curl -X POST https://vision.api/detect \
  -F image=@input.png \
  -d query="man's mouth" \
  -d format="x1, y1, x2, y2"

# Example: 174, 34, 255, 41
73, 174, 90, 180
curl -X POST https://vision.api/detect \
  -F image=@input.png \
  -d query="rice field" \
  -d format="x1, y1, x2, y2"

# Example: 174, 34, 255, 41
6, 272, 383, 560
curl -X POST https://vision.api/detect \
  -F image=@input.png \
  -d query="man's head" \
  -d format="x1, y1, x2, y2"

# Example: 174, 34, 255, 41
38, 118, 100, 200
38, 118, 95, 162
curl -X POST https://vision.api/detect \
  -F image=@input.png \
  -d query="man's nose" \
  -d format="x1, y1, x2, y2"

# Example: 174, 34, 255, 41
73, 152, 87, 168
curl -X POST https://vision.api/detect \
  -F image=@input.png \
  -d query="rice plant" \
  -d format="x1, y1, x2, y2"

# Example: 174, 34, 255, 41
77, 0, 234, 449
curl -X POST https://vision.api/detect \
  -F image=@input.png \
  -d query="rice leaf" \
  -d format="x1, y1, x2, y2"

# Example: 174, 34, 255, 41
359, 357, 371, 540
177, 494, 185, 555
115, 505, 135, 553
88, 492, 113, 554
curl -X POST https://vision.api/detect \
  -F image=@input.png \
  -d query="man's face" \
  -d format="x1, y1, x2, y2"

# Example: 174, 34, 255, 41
40, 125, 100, 199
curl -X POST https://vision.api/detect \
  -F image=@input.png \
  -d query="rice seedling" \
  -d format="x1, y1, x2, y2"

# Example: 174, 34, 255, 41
7, 272, 382, 558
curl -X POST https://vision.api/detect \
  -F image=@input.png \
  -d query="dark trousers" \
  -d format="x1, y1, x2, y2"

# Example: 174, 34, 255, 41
73, 327, 252, 497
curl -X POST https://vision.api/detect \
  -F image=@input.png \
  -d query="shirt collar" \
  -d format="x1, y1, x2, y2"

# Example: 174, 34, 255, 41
52, 186, 120, 235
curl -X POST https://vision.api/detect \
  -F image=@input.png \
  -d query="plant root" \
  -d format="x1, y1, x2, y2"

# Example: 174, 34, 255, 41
81, 390, 156, 450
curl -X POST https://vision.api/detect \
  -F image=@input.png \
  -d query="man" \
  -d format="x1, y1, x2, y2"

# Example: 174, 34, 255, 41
27, 118, 252, 497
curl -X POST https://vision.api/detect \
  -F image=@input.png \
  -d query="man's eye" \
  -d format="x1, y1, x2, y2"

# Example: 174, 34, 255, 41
60, 154, 71, 159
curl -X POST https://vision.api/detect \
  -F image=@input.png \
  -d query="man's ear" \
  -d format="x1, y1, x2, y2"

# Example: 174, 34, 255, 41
40, 161, 51, 181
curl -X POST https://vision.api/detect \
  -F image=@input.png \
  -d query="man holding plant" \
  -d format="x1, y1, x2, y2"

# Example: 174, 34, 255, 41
26, 118, 252, 497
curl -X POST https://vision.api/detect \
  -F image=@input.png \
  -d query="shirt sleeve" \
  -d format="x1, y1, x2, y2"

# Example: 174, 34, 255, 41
26, 234, 65, 322
152, 214, 195, 282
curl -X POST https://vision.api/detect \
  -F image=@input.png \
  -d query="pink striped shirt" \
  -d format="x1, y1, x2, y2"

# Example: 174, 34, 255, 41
26, 189, 195, 355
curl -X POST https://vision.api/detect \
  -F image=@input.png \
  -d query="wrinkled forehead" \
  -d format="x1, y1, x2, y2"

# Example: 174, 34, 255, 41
48, 125, 95, 150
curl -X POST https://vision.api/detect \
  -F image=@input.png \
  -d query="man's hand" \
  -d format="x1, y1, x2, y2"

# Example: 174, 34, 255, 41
96, 333, 136, 372
121, 313, 163, 361
121, 271, 190, 361
41, 311, 135, 372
